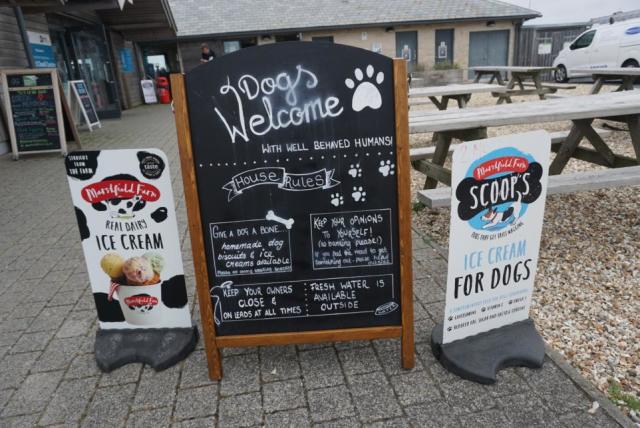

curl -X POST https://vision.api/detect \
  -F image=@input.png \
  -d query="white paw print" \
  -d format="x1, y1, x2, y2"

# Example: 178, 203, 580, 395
378, 160, 395, 177
352, 186, 367, 202
345, 64, 384, 112
348, 163, 362, 178
330, 193, 344, 207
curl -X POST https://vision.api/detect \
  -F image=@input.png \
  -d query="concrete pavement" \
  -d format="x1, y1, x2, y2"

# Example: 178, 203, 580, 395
0, 105, 630, 427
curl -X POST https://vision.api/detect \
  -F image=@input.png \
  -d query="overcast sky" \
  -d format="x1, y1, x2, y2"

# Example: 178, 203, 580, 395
502, 0, 638, 25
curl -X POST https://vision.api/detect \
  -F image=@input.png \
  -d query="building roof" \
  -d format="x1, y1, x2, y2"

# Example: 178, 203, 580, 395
168, 0, 541, 38
522, 22, 589, 30
590, 9, 640, 26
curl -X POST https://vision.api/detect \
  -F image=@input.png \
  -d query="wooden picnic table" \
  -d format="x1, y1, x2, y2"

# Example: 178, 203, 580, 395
569, 67, 640, 94
409, 90, 640, 189
408, 83, 506, 110
471, 66, 559, 104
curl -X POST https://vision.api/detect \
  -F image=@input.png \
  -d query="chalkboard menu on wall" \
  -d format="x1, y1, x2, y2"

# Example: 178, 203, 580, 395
1, 69, 67, 159
70, 80, 101, 131
173, 42, 413, 379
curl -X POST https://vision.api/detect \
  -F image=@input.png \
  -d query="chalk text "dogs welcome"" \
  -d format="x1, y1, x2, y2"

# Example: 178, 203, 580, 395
214, 65, 343, 143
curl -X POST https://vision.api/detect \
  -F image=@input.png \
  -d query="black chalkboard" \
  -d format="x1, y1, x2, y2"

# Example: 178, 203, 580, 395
185, 42, 402, 336
7, 83, 61, 152
71, 80, 99, 125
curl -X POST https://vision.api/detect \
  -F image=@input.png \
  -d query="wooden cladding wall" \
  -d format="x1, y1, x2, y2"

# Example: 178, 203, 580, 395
0, 7, 49, 149
110, 31, 143, 109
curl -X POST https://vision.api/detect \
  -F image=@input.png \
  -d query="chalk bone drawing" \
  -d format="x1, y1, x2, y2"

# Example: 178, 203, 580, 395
266, 210, 294, 229
345, 65, 384, 112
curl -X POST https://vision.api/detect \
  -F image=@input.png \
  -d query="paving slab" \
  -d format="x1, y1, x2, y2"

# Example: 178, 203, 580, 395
0, 105, 631, 428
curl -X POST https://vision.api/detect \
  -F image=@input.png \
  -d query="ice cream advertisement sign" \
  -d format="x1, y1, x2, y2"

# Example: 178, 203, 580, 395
66, 149, 192, 330
442, 131, 550, 344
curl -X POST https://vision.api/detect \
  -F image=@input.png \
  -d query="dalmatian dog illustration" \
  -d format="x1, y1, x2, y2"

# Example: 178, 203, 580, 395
90, 174, 147, 219
105, 195, 143, 219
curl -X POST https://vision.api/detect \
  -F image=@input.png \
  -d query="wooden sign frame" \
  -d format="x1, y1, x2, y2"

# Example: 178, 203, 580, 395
1, 68, 67, 160
171, 58, 413, 380
68, 79, 101, 132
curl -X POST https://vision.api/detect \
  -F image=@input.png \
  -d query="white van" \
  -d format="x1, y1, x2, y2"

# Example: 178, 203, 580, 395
553, 19, 640, 82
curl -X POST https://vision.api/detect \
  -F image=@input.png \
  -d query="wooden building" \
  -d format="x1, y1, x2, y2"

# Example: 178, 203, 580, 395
0, 0, 178, 154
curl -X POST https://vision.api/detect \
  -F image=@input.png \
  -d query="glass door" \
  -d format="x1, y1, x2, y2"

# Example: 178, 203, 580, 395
69, 27, 121, 119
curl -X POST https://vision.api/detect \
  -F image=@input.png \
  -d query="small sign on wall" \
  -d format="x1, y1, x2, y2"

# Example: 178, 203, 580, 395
442, 131, 550, 344
537, 42, 552, 55
27, 31, 56, 68
119, 48, 135, 73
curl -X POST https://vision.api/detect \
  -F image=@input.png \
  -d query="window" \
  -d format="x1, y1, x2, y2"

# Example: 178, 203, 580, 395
571, 30, 596, 50
537, 36, 552, 55
312, 36, 334, 43
223, 41, 241, 53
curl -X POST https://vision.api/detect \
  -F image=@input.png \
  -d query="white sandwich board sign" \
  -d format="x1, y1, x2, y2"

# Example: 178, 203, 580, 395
442, 131, 551, 344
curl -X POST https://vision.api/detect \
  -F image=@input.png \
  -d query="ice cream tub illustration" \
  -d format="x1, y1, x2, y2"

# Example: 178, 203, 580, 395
101, 252, 165, 326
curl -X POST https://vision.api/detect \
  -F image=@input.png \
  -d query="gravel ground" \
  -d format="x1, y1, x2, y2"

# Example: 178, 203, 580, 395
409, 83, 640, 417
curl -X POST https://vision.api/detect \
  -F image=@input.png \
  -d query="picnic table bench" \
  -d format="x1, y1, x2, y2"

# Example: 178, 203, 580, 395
471, 66, 562, 104
409, 90, 640, 202
409, 128, 612, 161
569, 67, 640, 93
408, 83, 507, 110
418, 166, 640, 208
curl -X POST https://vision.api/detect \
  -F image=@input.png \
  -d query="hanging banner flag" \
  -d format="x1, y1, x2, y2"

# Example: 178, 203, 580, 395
442, 131, 550, 344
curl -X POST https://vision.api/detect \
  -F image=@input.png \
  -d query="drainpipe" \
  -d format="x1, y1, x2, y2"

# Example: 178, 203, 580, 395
13, 6, 35, 68
513, 21, 522, 66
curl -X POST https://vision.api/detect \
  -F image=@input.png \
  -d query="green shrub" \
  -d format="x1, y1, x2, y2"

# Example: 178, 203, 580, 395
608, 380, 640, 412
433, 61, 460, 70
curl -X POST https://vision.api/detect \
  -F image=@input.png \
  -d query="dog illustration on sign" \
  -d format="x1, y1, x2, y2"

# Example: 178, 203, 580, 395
345, 65, 384, 112
482, 193, 523, 229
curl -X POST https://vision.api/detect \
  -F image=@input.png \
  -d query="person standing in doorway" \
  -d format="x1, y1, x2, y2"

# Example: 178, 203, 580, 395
200, 43, 215, 63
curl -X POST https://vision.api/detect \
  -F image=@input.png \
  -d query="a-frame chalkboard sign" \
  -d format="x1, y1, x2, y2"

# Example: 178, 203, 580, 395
69, 80, 101, 132
1, 68, 67, 160
172, 42, 413, 379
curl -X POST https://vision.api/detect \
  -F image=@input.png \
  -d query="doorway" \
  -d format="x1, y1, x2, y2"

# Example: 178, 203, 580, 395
468, 30, 510, 79
435, 29, 454, 64
145, 54, 168, 78
395, 31, 418, 72
50, 25, 122, 119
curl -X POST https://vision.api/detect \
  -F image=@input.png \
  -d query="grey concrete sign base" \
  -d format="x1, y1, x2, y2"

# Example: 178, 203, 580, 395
95, 326, 198, 372
431, 318, 544, 384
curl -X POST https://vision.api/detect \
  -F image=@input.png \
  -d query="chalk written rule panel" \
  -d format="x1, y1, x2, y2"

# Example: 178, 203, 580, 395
185, 42, 402, 335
